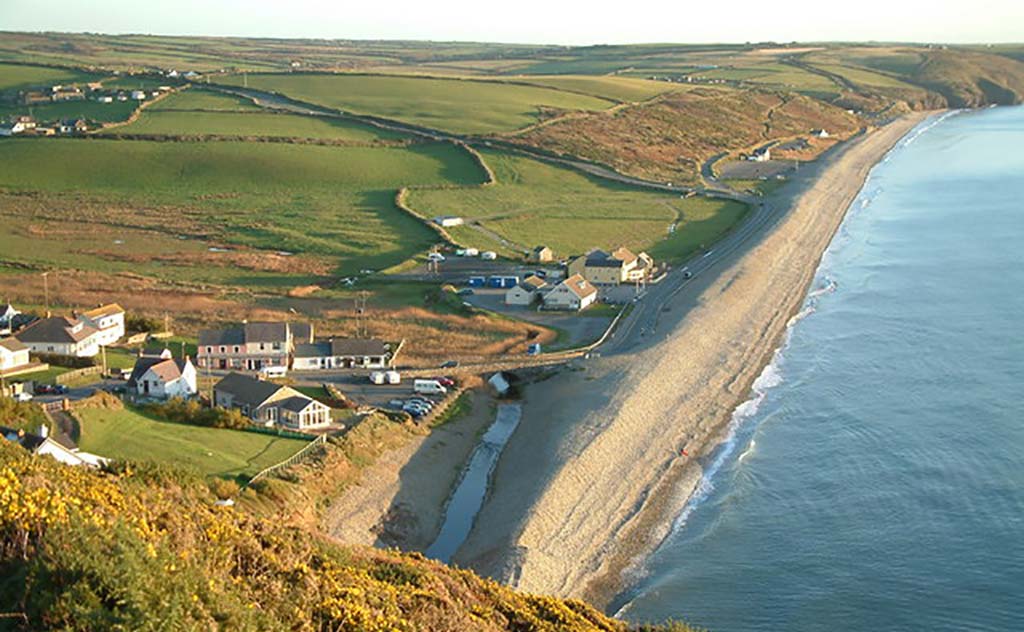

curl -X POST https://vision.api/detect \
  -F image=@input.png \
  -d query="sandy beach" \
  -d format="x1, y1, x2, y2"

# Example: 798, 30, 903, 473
452, 111, 933, 607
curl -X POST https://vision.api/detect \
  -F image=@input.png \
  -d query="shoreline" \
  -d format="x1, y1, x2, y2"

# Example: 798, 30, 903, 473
451, 110, 935, 608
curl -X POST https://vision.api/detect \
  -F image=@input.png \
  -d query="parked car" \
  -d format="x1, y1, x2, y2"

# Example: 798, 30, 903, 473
480, 251, 497, 260
527, 343, 542, 356
407, 398, 434, 409
533, 270, 548, 278
440, 360, 459, 369
369, 371, 387, 385
403, 404, 429, 416
464, 248, 479, 257
35, 384, 69, 395
259, 365, 287, 379
414, 379, 447, 395
428, 252, 446, 262
11, 392, 33, 402
388, 399, 406, 409
457, 288, 474, 296
385, 370, 401, 385
431, 377, 456, 387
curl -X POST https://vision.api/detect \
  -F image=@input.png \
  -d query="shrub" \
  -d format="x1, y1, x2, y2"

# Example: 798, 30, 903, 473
143, 398, 249, 430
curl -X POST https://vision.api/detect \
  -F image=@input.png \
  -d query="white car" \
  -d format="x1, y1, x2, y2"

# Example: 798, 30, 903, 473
481, 251, 497, 261
428, 252, 446, 262
12, 392, 33, 402
259, 365, 287, 379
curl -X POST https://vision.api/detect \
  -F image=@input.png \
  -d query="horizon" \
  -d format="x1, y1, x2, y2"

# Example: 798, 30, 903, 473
2, 0, 1023, 46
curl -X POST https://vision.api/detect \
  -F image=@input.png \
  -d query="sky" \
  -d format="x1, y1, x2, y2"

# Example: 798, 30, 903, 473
2, 0, 1022, 45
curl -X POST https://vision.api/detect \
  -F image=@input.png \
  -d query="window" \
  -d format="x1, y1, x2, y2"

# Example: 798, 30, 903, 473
233, 346, 240, 353
272, 342, 282, 351
219, 346, 225, 353
206, 346, 212, 353
259, 343, 265, 351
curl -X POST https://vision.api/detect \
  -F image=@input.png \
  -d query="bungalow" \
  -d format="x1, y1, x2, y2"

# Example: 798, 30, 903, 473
214, 372, 331, 430
78, 303, 125, 346
197, 321, 313, 371
543, 274, 598, 311
1, 426, 107, 468
432, 215, 464, 228
15, 316, 101, 357
57, 119, 88, 135
0, 337, 32, 375
529, 245, 554, 263
748, 147, 771, 162
293, 338, 393, 370
505, 275, 548, 306
127, 349, 197, 399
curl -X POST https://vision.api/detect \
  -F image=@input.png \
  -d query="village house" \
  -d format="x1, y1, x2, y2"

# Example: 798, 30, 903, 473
0, 304, 20, 336
51, 85, 84, 102
57, 119, 88, 135
127, 348, 197, 399
131, 90, 146, 100
0, 337, 32, 375
748, 147, 771, 162
213, 372, 331, 430
505, 275, 548, 306
197, 321, 313, 371
0, 115, 35, 136
15, 316, 101, 357
1, 426, 106, 468
293, 338, 394, 370
568, 247, 653, 286
543, 274, 598, 311
21, 91, 51, 105
78, 303, 125, 346
528, 245, 554, 263
812, 128, 830, 139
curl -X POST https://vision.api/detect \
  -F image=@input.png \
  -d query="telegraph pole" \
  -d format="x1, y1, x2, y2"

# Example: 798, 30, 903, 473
41, 271, 50, 315
354, 291, 369, 338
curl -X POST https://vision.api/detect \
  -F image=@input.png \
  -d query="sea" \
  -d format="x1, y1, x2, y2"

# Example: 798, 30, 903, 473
617, 106, 1024, 632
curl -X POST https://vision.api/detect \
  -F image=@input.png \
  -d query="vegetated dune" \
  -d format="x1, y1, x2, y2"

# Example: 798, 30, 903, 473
512, 88, 861, 184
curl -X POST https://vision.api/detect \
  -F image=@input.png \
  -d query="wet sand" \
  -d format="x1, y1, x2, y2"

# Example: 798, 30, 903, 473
452, 112, 933, 607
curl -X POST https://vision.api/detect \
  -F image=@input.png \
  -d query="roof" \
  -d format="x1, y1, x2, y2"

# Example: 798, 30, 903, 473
1, 426, 46, 451
243, 322, 289, 343
198, 327, 245, 347
278, 396, 322, 413
519, 276, 548, 290
330, 339, 389, 357
609, 247, 638, 266
128, 355, 189, 387
15, 316, 98, 344
214, 373, 284, 407
559, 274, 598, 300
584, 249, 623, 268
291, 322, 313, 344
0, 304, 18, 320
0, 337, 29, 353
294, 342, 331, 359
82, 303, 124, 320
532, 245, 552, 253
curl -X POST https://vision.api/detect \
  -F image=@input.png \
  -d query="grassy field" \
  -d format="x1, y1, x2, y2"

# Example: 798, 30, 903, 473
147, 88, 264, 111
0, 99, 138, 124
0, 138, 485, 285
75, 405, 310, 479
507, 75, 680, 102
0, 62, 101, 91
104, 107, 407, 141
215, 73, 615, 134
407, 149, 748, 262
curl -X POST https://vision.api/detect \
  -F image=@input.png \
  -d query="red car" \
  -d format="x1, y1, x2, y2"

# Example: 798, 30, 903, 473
432, 377, 456, 388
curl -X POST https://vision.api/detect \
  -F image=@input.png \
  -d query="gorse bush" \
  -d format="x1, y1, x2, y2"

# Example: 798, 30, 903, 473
0, 441, 701, 631
143, 397, 249, 430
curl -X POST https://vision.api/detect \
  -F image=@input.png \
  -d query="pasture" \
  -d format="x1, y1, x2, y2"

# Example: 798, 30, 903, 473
0, 138, 486, 285
0, 99, 138, 124
407, 149, 748, 262
0, 62, 101, 91
75, 406, 310, 479
508, 75, 680, 102
148, 89, 264, 111
215, 73, 615, 134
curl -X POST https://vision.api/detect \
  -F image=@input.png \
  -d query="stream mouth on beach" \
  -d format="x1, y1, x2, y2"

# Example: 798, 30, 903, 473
425, 403, 522, 562
618, 106, 1024, 631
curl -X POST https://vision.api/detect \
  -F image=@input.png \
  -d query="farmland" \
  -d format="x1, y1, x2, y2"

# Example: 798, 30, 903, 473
214, 73, 616, 134
0, 138, 485, 284
75, 405, 310, 479
407, 149, 747, 261
0, 98, 138, 124
0, 61, 101, 91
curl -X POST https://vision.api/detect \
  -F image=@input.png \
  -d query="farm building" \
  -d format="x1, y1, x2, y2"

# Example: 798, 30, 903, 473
15, 316, 101, 357
529, 245, 554, 263
543, 274, 598, 311
127, 349, 197, 400
198, 322, 313, 371
433, 215, 464, 228
292, 338, 394, 370
505, 276, 549, 306
78, 303, 125, 346
213, 372, 331, 430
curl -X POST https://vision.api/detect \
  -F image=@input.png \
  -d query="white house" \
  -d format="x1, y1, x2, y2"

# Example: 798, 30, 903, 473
543, 274, 598, 311
748, 147, 771, 162
15, 316, 100, 357
432, 216, 464, 228
78, 303, 125, 346
214, 373, 331, 430
1, 425, 107, 468
0, 337, 32, 374
127, 349, 197, 399
812, 128, 830, 139
0, 303, 19, 335
293, 338, 393, 370
505, 276, 548, 306
131, 90, 146, 100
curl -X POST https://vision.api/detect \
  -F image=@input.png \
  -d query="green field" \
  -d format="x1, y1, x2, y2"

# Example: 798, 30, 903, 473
0, 99, 139, 124
75, 406, 310, 479
0, 62, 100, 92
407, 149, 748, 261
508, 75, 680, 102
0, 138, 486, 283
147, 88, 264, 111
105, 107, 406, 142
215, 73, 615, 134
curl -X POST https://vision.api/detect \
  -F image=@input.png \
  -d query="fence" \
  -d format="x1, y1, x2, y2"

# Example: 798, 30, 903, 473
55, 366, 103, 385
245, 434, 328, 487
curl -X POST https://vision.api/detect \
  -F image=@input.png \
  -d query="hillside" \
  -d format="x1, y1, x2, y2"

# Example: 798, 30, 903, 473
0, 441, 690, 631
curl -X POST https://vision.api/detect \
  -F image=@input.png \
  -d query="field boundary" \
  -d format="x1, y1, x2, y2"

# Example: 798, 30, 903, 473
246, 433, 328, 486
